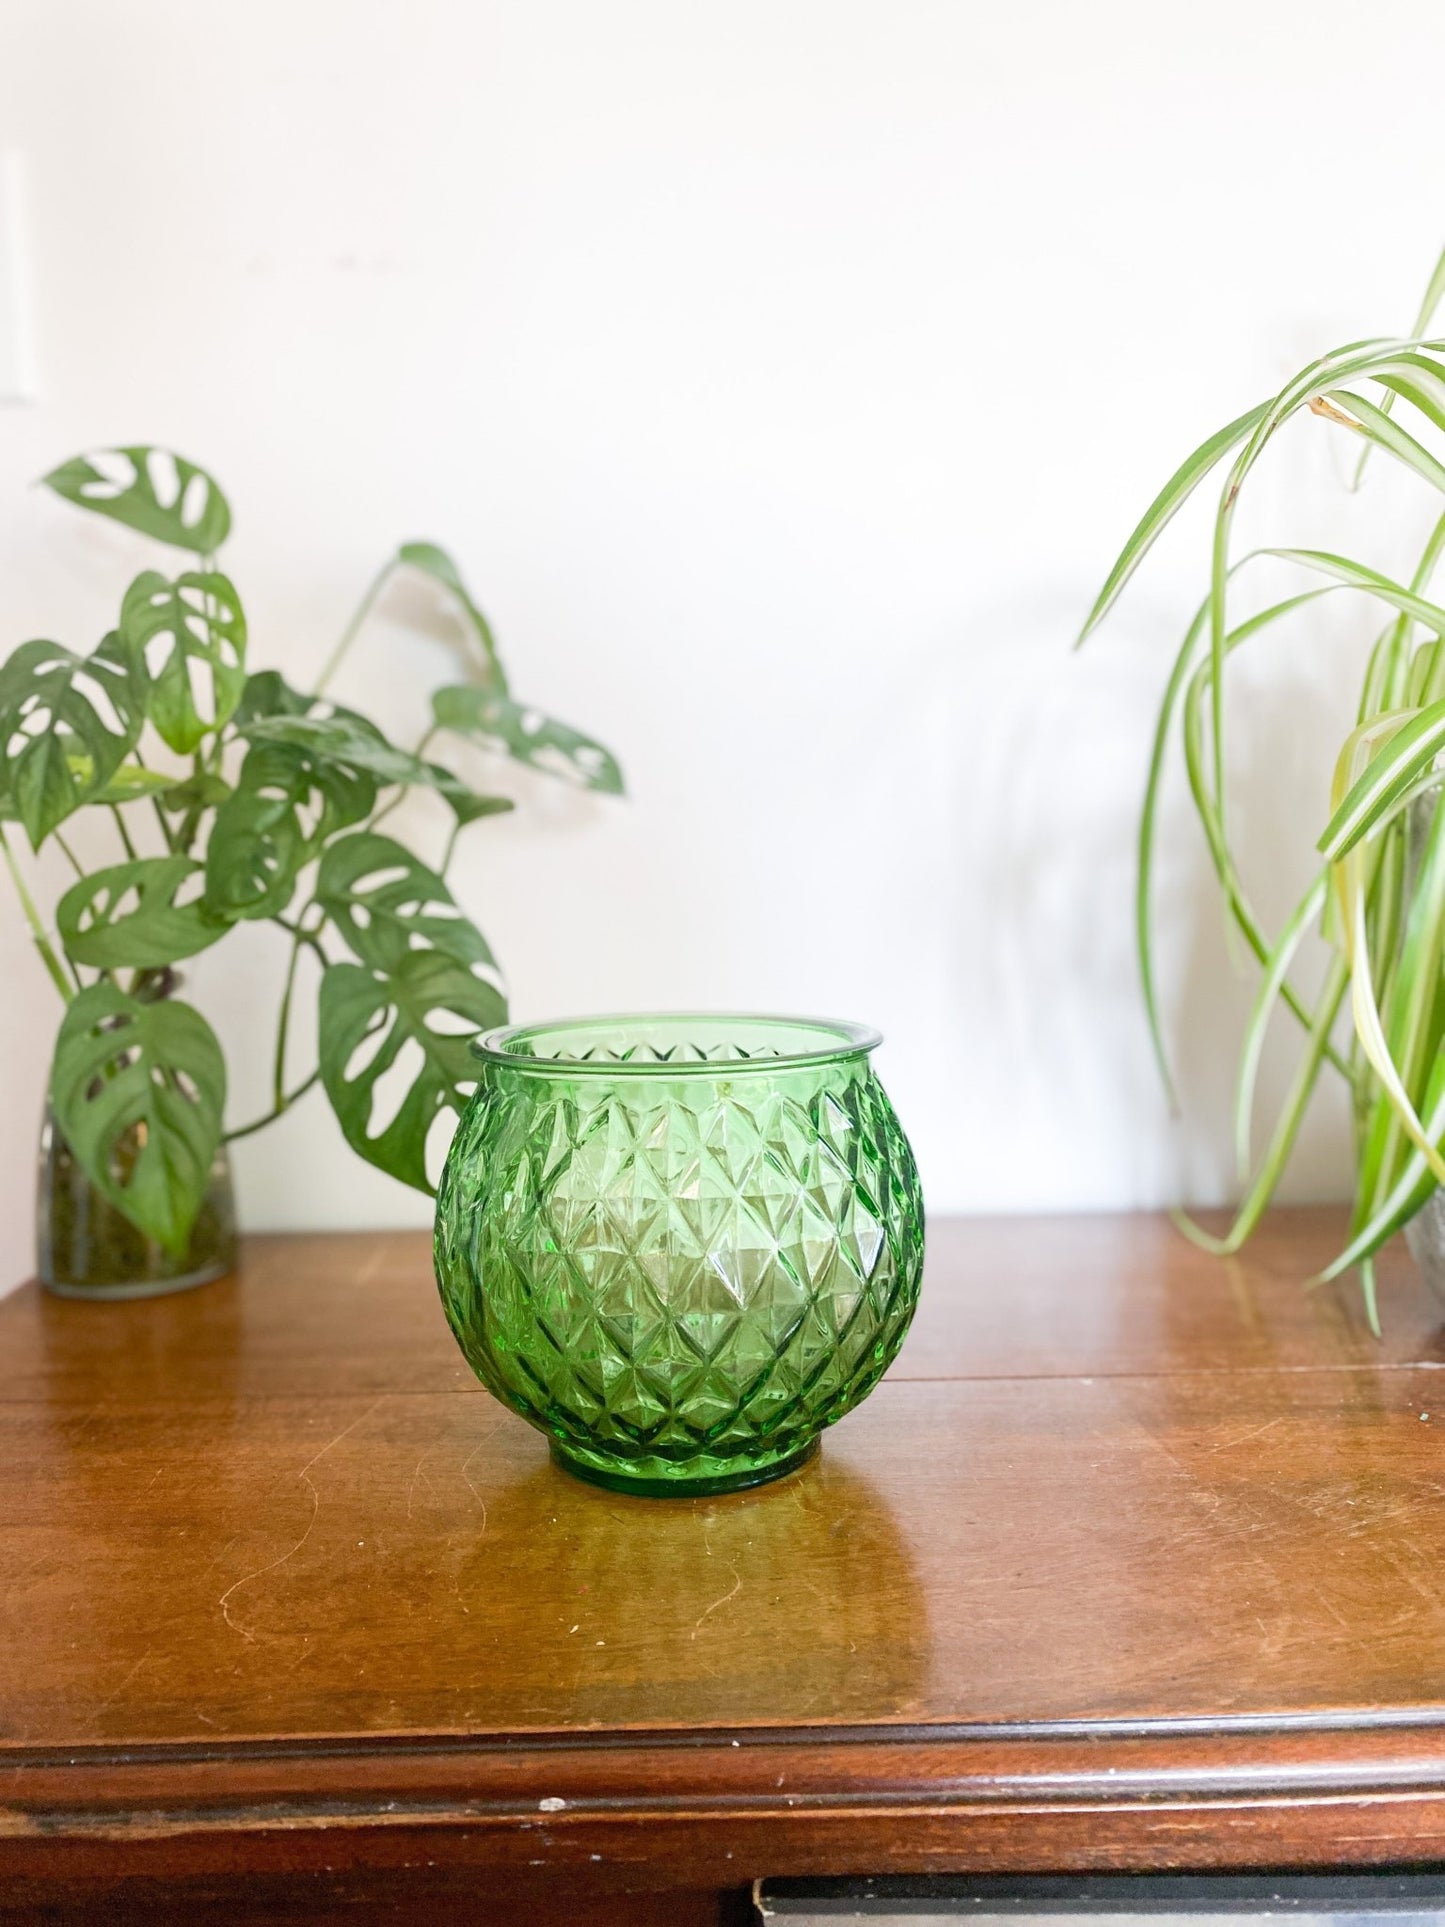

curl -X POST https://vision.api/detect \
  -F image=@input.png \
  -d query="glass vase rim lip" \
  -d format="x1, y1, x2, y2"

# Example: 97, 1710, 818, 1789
472, 1011, 884, 1076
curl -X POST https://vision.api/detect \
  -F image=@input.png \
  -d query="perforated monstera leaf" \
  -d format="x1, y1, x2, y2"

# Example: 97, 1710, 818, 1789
49, 983, 226, 1253
318, 954, 504, 1192
315, 831, 497, 971
119, 570, 246, 754
203, 748, 309, 923
204, 740, 375, 922
243, 710, 432, 786
241, 709, 504, 825
431, 685, 623, 795
41, 448, 231, 555
233, 668, 315, 726
315, 832, 504, 1190
58, 857, 227, 969
397, 542, 508, 689
0, 634, 146, 847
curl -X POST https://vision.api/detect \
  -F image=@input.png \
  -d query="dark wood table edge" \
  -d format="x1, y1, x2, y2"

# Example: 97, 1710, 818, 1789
11, 1712, 1445, 1884
14, 1705, 1445, 1767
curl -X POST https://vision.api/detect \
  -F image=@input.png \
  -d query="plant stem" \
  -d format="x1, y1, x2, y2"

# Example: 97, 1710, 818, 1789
439, 818, 462, 877
226, 903, 329, 1144
223, 1067, 322, 1144
273, 921, 305, 1110
110, 805, 139, 862
174, 750, 211, 855
0, 824, 74, 1001
313, 558, 396, 697
130, 744, 178, 853
272, 913, 331, 974
367, 727, 440, 835
367, 792, 401, 833
151, 797, 177, 854
53, 831, 84, 879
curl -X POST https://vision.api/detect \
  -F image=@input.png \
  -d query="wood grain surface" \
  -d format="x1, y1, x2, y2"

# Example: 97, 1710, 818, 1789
3, 1210, 1445, 1920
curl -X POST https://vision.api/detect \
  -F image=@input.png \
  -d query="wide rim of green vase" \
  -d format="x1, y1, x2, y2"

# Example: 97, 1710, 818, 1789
472, 1011, 883, 1078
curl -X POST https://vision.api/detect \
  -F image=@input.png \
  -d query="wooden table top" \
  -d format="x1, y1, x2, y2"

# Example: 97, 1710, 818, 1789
6, 1209, 1445, 1912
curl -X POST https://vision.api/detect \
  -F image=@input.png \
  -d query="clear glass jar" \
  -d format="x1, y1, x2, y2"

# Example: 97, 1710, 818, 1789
36, 1105, 237, 1301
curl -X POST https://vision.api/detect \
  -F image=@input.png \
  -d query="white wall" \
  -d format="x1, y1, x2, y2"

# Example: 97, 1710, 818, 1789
2, 0, 1443, 1289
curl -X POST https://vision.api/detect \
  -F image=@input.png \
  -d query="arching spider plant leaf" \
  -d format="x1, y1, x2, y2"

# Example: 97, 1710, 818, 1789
1200, 339, 1445, 813
1350, 796, 1445, 1234
1330, 778, 1445, 1190
1173, 953, 1350, 1260
0, 634, 146, 848
1317, 387, 1445, 496
1075, 401, 1270, 645
1083, 257, 1445, 1310
315, 830, 498, 972
49, 982, 226, 1253
1371, 353, 1445, 442
1353, 246, 1445, 487
432, 684, 624, 795
119, 570, 247, 754
397, 542, 509, 691
1318, 699, 1445, 859
41, 447, 231, 555
1232, 869, 1332, 1178
1176, 598, 1352, 1080
58, 856, 227, 969
318, 954, 505, 1192
1138, 584, 1344, 1102
1322, 1050, 1445, 1280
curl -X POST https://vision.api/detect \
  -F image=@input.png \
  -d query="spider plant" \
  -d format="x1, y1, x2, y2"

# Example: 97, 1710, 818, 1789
1080, 244, 1445, 1329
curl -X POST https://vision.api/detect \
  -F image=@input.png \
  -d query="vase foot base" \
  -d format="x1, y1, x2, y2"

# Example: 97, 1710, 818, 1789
549, 1436, 819, 1498
40, 1259, 234, 1302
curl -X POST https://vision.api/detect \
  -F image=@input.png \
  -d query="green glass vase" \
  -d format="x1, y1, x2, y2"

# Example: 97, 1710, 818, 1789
434, 1014, 925, 1497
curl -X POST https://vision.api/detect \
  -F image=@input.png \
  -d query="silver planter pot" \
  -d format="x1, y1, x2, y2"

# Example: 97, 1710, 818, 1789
1401, 795, 1445, 1298
1406, 1203, 1445, 1300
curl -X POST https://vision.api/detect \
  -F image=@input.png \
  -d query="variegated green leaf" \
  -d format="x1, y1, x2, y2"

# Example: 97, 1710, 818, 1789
1353, 250, 1445, 484
1076, 401, 1269, 645
1318, 701, 1445, 859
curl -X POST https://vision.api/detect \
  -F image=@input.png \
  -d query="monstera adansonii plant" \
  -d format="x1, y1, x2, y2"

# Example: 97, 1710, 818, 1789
1, 446, 622, 1256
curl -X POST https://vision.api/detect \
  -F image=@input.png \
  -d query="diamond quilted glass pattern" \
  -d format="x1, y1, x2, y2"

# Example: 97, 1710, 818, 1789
434, 1015, 924, 1494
